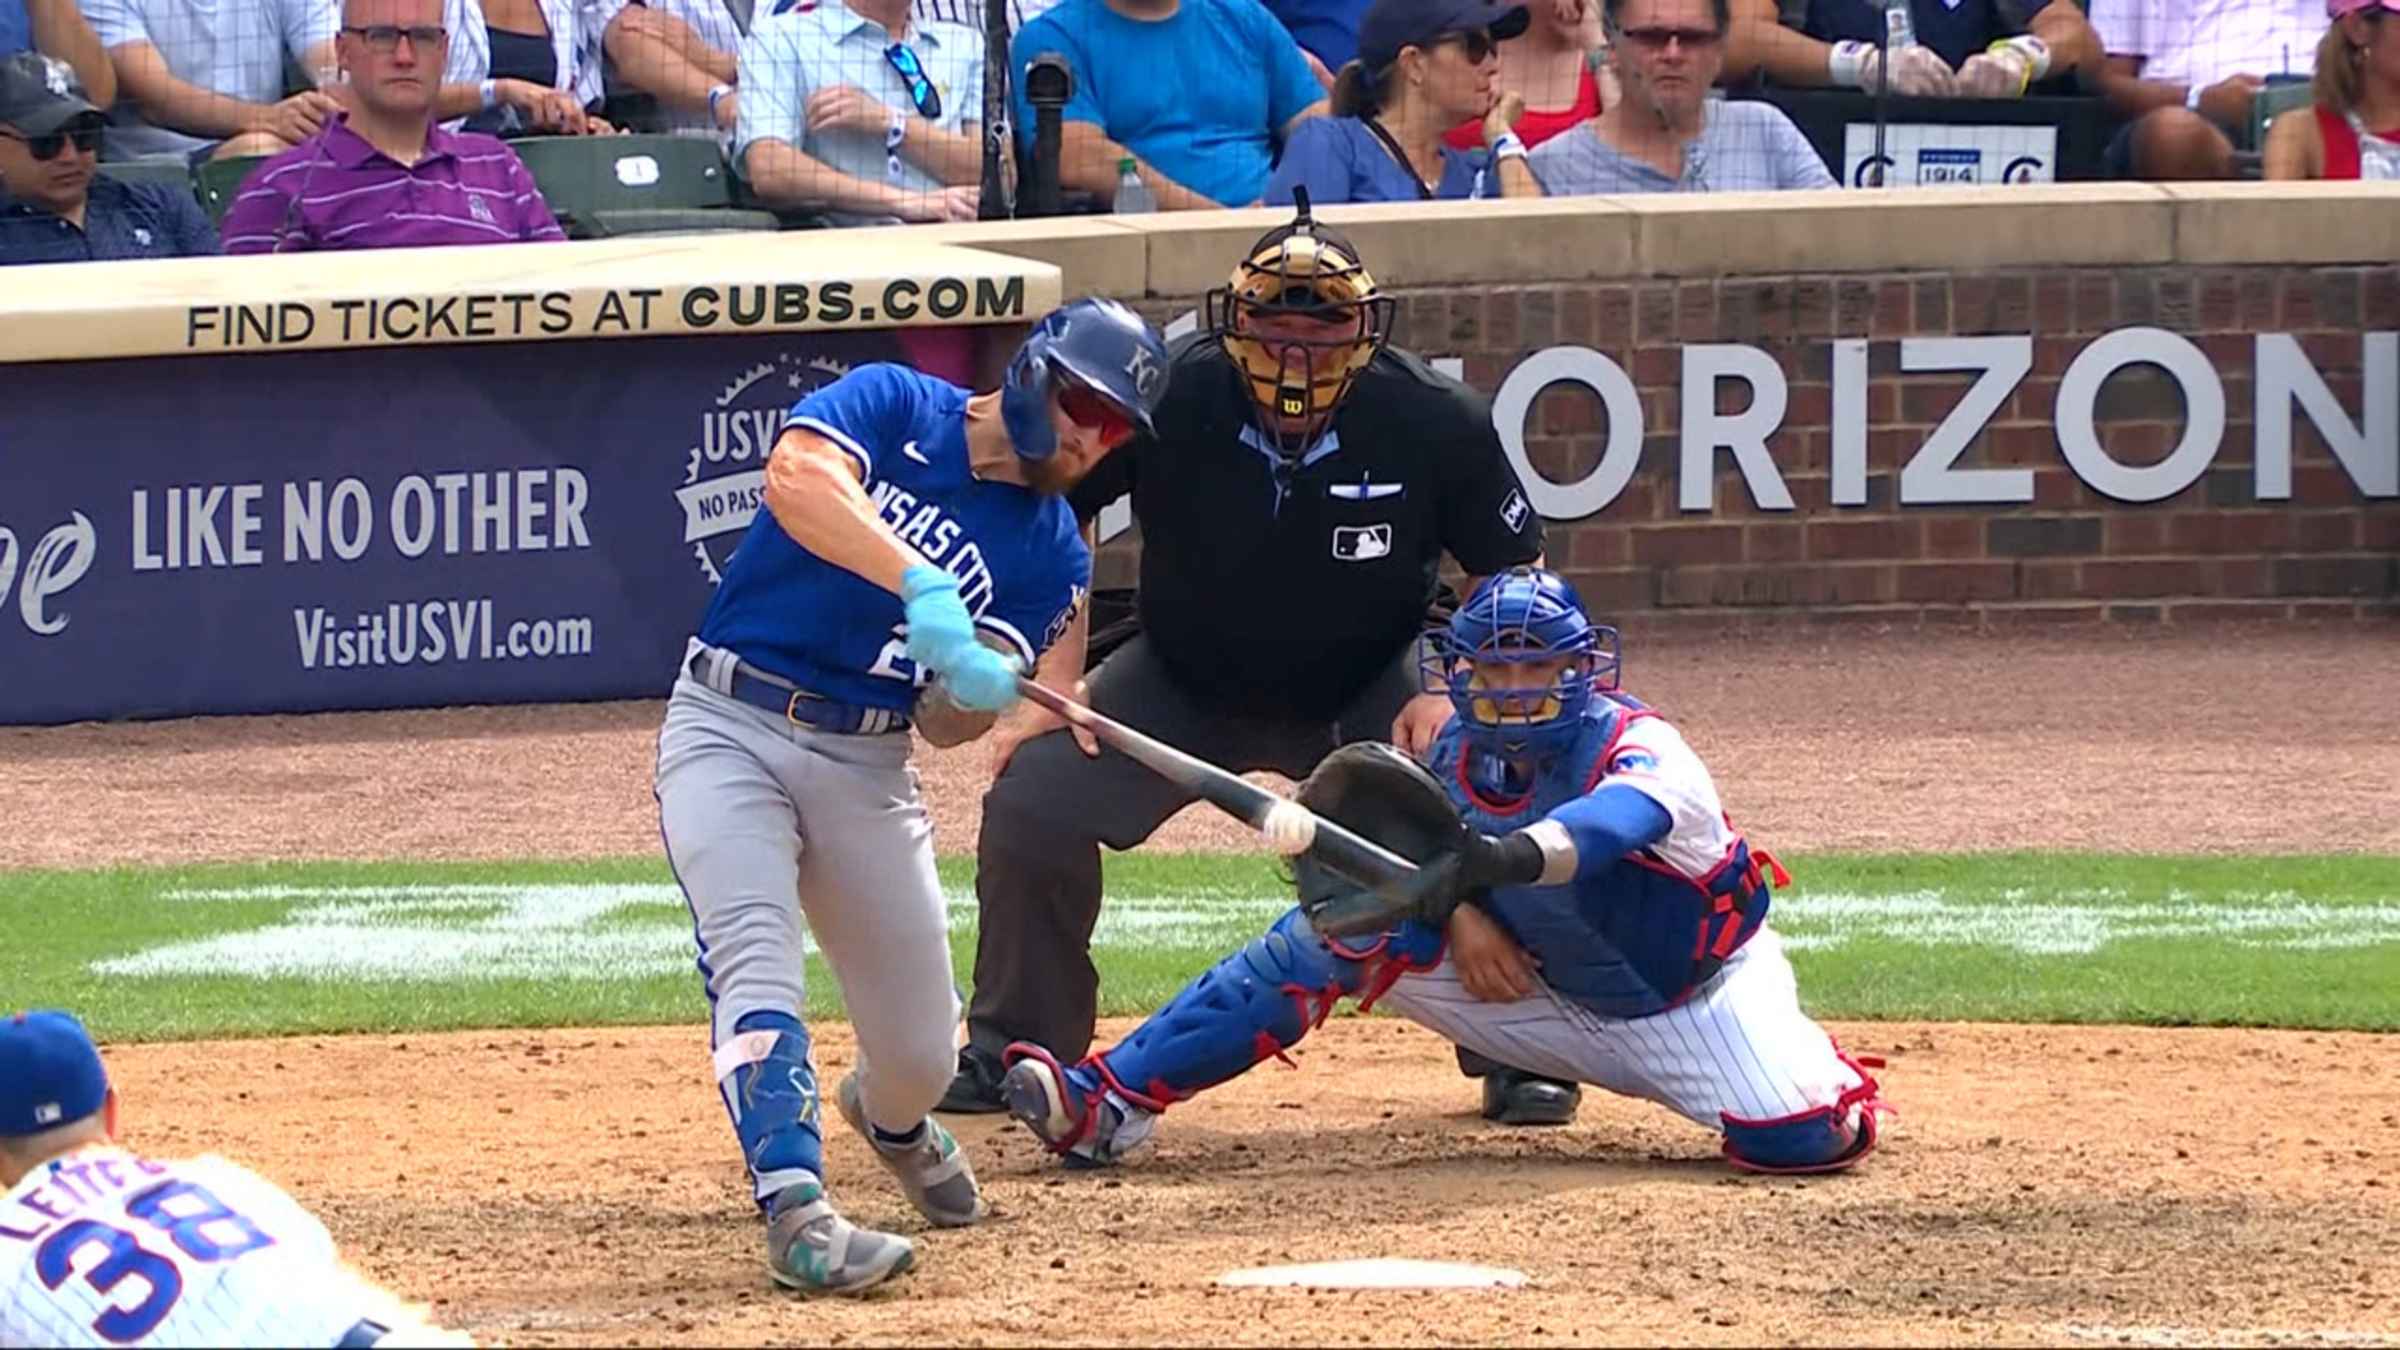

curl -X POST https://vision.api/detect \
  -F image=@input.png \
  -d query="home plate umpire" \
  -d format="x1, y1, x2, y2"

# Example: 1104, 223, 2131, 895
943, 193, 1585, 1127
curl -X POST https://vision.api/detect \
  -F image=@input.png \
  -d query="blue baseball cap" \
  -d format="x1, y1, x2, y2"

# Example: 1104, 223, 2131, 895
1357, 0, 1531, 72
0, 1010, 109, 1138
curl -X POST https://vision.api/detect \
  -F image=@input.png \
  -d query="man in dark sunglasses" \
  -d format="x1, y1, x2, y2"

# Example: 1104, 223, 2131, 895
732, 0, 987, 223
1527, 0, 1835, 192
0, 51, 216, 264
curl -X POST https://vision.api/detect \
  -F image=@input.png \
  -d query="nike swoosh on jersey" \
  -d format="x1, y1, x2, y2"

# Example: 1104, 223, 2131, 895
902, 441, 930, 464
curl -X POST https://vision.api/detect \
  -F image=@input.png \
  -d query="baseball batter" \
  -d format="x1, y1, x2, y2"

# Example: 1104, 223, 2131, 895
1001, 567, 1893, 1175
655, 298, 1168, 1294
0, 1010, 463, 1348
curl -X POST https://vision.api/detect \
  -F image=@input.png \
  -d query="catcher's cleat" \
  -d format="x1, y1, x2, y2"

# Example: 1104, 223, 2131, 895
1482, 1069, 1582, 1127
936, 1045, 1009, 1114
835, 1072, 986, 1228
763, 1181, 915, 1295
1000, 1044, 1157, 1169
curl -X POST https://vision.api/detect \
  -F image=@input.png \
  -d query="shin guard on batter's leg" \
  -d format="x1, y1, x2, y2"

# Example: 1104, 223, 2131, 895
717, 1010, 826, 1209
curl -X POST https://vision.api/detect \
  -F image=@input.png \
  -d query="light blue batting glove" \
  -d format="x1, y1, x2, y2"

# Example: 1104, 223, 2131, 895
901, 565, 1021, 713
940, 644, 1022, 713
902, 565, 977, 670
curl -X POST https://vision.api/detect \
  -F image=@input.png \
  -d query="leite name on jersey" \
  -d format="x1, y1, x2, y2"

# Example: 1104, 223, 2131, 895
0, 1154, 175, 1242
869, 482, 997, 617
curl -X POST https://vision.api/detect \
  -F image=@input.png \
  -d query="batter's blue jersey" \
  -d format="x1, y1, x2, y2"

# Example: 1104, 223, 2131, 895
697, 364, 1090, 712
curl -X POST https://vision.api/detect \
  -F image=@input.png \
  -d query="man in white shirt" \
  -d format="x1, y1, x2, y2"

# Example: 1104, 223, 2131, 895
2087, 0, 2329, 178
86, 0, 487, 159
601, 0, 744, 136
733, 0, 984, 221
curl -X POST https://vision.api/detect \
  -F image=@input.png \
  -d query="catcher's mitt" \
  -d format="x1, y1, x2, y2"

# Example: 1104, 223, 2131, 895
1292, 742, 1473, 940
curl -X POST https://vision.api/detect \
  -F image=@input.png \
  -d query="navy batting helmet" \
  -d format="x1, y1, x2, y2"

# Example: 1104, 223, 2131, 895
1424, 567, 1621, 758
1001, 297, 1169, 462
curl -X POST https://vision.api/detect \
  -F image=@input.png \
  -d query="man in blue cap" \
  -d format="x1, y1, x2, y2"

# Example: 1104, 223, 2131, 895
0, 1010, 457, 1347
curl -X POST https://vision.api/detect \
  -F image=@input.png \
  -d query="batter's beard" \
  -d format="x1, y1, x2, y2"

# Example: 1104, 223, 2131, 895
1020, 454, 1079, 495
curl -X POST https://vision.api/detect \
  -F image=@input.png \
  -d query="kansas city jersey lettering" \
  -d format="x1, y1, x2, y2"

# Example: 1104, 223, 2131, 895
0, 1149, 372, 1348
698, 364, 1090, 713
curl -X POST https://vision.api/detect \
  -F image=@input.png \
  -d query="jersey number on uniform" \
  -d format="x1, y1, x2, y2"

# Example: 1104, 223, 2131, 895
864, 622, 931, 688
33, 1181, 275, 1342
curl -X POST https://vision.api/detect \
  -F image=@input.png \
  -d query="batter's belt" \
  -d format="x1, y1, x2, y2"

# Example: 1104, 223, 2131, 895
681, 640, 911, 736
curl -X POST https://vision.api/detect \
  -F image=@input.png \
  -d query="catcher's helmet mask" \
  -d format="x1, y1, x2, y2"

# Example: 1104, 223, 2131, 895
1205, 189, 1397, 456
1424, 566, 1623, 760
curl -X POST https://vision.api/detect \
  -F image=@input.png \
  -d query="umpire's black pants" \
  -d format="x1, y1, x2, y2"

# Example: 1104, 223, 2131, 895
968, 635, 1420, 1063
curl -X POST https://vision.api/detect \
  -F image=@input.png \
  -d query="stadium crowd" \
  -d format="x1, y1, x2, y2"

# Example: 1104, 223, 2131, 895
2, 0, 2393, 262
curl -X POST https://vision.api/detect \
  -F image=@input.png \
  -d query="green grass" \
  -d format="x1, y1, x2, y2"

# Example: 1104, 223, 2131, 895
3, 852, 2396, 1041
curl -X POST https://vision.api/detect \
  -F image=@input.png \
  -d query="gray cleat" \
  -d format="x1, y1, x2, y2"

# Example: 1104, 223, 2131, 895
835, 1072, 986, 1227
763, 1181, 915, 1295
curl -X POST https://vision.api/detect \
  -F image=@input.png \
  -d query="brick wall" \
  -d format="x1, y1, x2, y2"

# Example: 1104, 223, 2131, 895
1110, 263, 2398, 630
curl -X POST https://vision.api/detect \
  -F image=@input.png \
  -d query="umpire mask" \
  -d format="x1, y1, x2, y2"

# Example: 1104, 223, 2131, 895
1205, 191, 1394, 455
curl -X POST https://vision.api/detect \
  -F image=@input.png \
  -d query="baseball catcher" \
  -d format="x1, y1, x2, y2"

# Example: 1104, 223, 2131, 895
999, 567, 1893, 1175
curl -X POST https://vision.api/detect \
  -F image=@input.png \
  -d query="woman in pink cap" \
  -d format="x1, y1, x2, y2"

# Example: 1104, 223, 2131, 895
2265, 0, 2400, 178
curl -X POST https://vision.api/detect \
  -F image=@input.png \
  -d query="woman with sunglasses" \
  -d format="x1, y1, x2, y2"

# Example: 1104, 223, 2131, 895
1442, 0, 1608, 155
1528, 0, 1834, 194
1266, 0, 1541, 202
2266, 0, 2400, 179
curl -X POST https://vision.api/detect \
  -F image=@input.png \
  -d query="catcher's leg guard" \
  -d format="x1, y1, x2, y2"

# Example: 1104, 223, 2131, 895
1719, 1054, 1890, 1176
1091, 906, 1446, 1109
718, 1010, 827, 1209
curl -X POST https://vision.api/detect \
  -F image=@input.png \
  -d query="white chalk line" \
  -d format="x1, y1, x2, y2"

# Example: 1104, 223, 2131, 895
88, 882, 2400, 982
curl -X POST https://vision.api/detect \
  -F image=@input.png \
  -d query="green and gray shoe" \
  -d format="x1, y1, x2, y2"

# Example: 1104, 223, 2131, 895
763, 1182, 915, 1295
836, 1072, 987, 1228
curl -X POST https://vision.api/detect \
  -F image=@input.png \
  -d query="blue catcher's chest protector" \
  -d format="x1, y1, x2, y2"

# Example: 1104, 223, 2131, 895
1431, 700, 1777, 1020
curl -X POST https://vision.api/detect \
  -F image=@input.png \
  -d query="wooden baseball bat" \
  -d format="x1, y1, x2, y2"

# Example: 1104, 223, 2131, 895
1013, 676, 1423, 888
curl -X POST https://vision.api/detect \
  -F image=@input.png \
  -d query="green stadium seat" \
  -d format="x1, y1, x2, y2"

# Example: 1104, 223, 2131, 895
2247, 80, 2316, 153
193, 154, 276, 226
97, 159, 197, 197
507, 135, 779, 239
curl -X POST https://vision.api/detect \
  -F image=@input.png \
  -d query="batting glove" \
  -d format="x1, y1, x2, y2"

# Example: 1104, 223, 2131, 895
900, 565, 1019, 713
939, 645, 1021, 713
1955, 36, 2051, 99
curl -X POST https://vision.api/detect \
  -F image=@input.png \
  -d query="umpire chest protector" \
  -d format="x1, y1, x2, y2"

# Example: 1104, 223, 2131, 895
1431, 706, 1777, 1020
1071, 337, 1541, 719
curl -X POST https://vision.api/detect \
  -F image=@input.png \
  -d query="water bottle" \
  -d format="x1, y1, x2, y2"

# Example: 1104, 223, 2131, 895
1113, 157, 1156, 214
1883, 0, 1917, 52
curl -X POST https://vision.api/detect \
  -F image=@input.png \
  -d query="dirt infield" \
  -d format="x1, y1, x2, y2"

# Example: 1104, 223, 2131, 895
10, 625, 2400, 1346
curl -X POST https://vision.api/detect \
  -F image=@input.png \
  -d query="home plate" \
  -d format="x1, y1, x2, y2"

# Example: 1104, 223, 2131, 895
1216, 1258, 1527, 1290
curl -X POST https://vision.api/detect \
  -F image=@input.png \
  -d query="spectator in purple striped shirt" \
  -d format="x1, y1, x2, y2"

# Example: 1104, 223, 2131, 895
220, 0, 565, 252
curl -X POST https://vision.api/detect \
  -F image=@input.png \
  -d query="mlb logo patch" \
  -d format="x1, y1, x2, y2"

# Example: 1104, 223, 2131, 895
1331, 523, 1392, 562
34, 1102, 62, 1125
1499, 488, 1530, 532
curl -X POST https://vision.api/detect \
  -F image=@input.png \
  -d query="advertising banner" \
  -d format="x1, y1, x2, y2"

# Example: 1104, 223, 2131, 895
0, 327, 981, 726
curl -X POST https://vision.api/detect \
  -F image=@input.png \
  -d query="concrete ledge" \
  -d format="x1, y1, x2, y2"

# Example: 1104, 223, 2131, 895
1106, 198, 1639, 292
928, 184, 2389, 302
1621, 184, 2178, 277
909, 215, 1149, 299
2159, 181, 2400, 266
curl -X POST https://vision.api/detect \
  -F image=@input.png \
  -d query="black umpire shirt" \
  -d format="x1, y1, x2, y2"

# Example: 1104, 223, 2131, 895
1071, 333, 1545, 722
